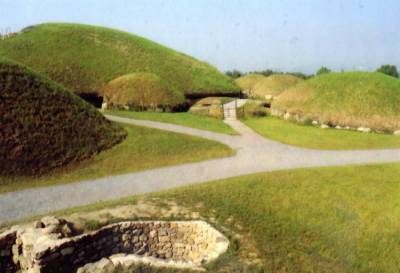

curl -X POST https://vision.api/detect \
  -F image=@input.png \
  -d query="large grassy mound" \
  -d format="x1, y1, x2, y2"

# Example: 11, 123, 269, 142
102, 73, 184, 111
0, 23, 239, 98
273, 72, 400, 132
235, 74, 302, 99
0, 58, 126, 175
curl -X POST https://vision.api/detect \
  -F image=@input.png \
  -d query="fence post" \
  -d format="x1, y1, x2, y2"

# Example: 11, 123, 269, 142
235, 99, 237, 117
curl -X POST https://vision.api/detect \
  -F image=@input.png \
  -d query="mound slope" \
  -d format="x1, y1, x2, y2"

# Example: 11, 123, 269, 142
234, 74, 265, 94
252, 74, 303, 98
0, 23, 239, 99
102, 73, 184, 111
273, 72, 400, 132
235, 74, 302, 99
0, 58, 126, 175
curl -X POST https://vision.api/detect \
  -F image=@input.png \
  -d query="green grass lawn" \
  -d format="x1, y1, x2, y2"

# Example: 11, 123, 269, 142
41, 163, 400, 273
0, 122, 233, 193
106, 110, 237, 135
243, 116, 400, 150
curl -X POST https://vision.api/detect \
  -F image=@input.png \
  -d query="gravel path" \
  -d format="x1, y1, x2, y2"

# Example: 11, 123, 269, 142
1, 115, 399, 224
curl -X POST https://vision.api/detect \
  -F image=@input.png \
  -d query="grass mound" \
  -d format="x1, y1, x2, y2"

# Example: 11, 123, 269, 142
252, 74, 303, 98
102, 73, 184, 111
237, 100, 269, 119
234, 73, 265, 94
0, 23, 239, 98
273, 72, 400, 132
0, 58, 126, 175
236, 74, 302, 99
189, 97, 234, 119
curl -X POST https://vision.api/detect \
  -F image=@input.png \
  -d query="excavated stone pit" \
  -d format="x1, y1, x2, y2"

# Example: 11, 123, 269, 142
0, 217, 229, 273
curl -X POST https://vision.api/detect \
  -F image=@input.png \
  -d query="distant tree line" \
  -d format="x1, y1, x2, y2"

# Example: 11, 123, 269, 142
225, 69, 312, 79
376, 65, 398, 78
227, 64, 399, 79
225, 70, 243, 79
316, 66, 331, 75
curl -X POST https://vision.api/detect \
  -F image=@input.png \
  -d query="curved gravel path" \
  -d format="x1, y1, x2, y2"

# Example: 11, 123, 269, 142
1, 115, 400, 224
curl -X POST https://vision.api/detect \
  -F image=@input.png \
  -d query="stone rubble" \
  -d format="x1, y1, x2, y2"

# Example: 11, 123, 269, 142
270, 109, 400, 135
0, 229, 18, 273
320, 124, 330, 129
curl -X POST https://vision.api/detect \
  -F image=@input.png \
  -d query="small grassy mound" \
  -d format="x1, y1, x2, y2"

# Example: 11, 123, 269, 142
273, 72, 400, 132
0, 23, 239, 98
234, 73, 265, 93
189, 97, 234, 119
252, 74, 303, 98
237, 100, 269, 119
236, 74, 302, 99
0, 58, 126, 175
102, 73, 184, 111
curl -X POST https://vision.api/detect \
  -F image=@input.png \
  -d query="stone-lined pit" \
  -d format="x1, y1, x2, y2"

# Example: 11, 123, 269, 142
0, 218, 229, 273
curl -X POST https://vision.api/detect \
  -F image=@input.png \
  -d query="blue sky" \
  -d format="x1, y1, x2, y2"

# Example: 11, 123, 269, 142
1, 0, 399, 74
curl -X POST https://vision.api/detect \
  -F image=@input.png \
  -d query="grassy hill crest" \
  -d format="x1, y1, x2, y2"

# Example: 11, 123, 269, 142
0, 23, 239, 99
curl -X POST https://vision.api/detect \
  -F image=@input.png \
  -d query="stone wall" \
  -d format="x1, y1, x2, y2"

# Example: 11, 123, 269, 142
8, 219, 228, 273
0, 230, 18, 273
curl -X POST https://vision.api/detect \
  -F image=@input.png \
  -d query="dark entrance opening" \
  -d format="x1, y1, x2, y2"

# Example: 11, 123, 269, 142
184, 92, 242, 100
184, 91, 243, 110
78, 93, 104, 108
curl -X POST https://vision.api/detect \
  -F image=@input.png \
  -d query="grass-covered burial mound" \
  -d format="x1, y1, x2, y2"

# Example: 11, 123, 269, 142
0, 58, 126, 175
102, 73, 184, 111
235, 74, 302, 99
273, 72, 400, 132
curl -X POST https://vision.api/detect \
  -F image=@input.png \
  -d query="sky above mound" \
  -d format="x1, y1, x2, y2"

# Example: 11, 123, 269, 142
1, 0, 399, 74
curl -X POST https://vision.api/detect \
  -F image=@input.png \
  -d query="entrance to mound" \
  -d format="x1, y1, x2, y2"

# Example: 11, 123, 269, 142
78, 93, 104, 108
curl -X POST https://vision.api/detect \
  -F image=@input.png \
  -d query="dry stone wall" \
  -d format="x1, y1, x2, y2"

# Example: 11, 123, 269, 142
1, 218, 229, 273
